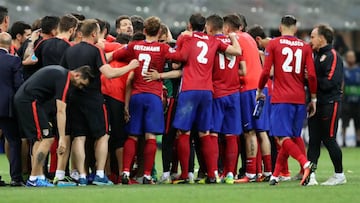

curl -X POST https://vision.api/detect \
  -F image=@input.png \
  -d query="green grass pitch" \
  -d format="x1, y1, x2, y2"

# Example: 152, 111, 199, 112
0, 147, 359, 203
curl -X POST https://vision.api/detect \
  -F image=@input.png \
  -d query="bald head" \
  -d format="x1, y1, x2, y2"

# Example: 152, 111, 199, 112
0, 32, 12, 49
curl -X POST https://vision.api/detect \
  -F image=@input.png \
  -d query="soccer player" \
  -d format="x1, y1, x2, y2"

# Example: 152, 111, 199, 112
307, 24, 346, 186
223, 14, 272, 183
205, 14, 242, 184
171, 13, 241, 183
60, 19, 139, 186
14, 65, 93, 187
256, 15, 317, 186
110, 16, 178, 184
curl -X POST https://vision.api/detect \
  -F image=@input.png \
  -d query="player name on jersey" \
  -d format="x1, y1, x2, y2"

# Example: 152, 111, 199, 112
133, 45, 160, 52
279, 39, 304, 47
194, 33, 209, 40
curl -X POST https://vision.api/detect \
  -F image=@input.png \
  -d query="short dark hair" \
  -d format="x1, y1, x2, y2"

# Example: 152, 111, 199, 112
159, 23, 168, 38
41, 16, 60, 34
80, 19, 98, 37
281, 15, 297, 27
59, 15, 78, 33
206, 14, 223, 32
74, 65, 94, 81
131, 15, 144, 33
316, 24, 334, 44
115, 15, 130, 29
223, 14, 241, 30
96, 18, 110, 35
71, 13, 85, 21
247, 24, 266, 39
0, 6, 8, 23
10, 21, 32, 39
189, 13, 206, 32
236, 13, 247, 31
144, 16, 161, 36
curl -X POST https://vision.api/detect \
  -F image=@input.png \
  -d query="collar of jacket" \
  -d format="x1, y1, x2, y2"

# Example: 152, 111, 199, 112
317, 44, 333, 55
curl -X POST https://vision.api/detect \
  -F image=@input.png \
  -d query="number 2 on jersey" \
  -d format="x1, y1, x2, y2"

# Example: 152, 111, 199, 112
139, 53, 151, 76
196, 41, 208, 64
282, 47, 302, 74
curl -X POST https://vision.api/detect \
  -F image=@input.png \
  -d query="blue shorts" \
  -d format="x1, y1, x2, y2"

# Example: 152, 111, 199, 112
126, 93, 164, 135
270, 103, 306, 137
240, 88, 270, 132
173, 90, 212, 132
212, 92, 242, 135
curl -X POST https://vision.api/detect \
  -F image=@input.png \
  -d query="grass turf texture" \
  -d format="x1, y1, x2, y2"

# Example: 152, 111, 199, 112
0, 147, 359, 203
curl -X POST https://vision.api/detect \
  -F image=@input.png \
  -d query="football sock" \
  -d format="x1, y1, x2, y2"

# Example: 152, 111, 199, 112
55, 170, 65, 180
177, 134, 190, 179
282, 139, 307, 167
122, 137, 138, 172
200, 135, 216, 178
96, 170, 104, 178
225, 136, 238, 175
256, 146, 262, 174
143, 139, 157, 176
246, 157, 257, 176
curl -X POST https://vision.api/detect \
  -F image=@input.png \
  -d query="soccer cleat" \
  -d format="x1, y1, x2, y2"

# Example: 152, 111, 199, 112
300, 162, 314, 186
93, 175, 114, 186
234, 175, 256, 183
78, 178, 88, 186
224, 174, 235, 184
158, 174, 172, 184
143, 177, 155, 185
321, 174, 347, 186
279, 172, 292, 181
291, 172, 303, 181
172, 178, 189, 184
26, 178, 54, 187
307, 173, 318, 186
269, 178, 279, 186
205, 177, 218, 184
53, 176, 77, 187
257, 174, 271, 182
121, 173, 130, 185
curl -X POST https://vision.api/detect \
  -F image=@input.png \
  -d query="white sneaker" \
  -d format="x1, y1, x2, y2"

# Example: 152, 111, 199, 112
158, 174, 171, 184
307, 173, 318, 186
321, 174, 346, 186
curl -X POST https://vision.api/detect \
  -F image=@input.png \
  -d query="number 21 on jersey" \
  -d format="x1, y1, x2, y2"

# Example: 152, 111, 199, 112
282, 47, 302, 74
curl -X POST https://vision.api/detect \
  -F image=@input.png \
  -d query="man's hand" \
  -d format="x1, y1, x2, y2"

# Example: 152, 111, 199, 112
128, 59, 140, 70
143, 69, 160, 82
57, 138, 67, 155
307, 99, 317, 117
124, 107, 130, 123
255, 89, 265, 101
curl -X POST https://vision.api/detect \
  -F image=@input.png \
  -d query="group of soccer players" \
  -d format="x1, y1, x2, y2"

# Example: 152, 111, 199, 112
0, 4, 346, 187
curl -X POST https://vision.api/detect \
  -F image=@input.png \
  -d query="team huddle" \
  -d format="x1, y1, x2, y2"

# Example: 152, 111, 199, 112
0, 5, 346, 187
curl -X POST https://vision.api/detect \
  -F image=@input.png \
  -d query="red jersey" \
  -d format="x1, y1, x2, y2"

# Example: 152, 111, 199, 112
101, 42, 130, 102
113, 40, 173, 98
258, 36, 317, 104
212, 34, 240, 98
236, 31, 263, 92
176, 32, 229, 92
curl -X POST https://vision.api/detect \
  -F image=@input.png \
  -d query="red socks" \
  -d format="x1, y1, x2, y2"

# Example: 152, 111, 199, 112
282, 138, 308, 167
293, 137, 306, 173
200, 135, 218, 178
49, 137, 58, 173
273, 147, 288, 177
225, 136, 238, 175
262, 155, 272, 173
177, 134, 190, 179
143, 139, 157, 176
122, 137, 137, 172
246, 157, 257, 175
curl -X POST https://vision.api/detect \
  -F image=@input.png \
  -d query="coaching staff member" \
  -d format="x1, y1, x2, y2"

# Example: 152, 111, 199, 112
307, 24, 346, 186
14, 65, 93, 187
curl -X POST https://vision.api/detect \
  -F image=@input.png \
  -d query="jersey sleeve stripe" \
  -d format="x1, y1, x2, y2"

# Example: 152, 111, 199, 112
92, 44, 107, 65
102, 104, 109, 133
327, 49, 337, 80
61, 72, 71, 102
33, 38, 47, 51
31, 101, 42, 140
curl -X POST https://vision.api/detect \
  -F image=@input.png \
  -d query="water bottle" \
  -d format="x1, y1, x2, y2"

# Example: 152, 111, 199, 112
252, 98, 265, 119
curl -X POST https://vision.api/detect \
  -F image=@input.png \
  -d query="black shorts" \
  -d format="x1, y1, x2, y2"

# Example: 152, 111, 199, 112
15, 101, 54, 141
341, 102, 360, 129
68, 95, 108, 138
105, 95, 127, 150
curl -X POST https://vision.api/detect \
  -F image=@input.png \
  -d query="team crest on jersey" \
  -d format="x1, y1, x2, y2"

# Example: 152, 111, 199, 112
320, 54, 327, 62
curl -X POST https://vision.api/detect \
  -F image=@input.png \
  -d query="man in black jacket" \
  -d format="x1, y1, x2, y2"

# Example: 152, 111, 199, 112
307, 24, 346, 186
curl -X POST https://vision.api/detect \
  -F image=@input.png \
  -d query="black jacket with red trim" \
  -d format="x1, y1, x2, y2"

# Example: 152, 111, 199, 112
314, 44, 344, 104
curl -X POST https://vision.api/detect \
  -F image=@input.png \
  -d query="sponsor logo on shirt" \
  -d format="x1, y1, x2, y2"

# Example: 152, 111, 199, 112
320, 54, 327, 62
